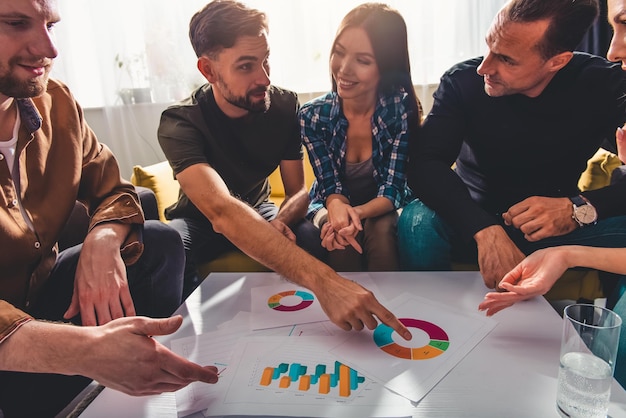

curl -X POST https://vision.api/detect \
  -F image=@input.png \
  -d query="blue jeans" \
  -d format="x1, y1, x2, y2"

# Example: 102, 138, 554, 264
398, 199, 626, 270
168, 202, 325, 298
0, 220, 185, 418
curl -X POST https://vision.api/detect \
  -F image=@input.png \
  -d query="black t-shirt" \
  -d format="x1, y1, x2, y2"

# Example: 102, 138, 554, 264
409, 53, 626, 241
158, 84, 303, 221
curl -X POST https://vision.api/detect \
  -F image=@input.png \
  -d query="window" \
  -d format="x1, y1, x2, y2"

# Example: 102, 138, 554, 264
52, 0, 506, 108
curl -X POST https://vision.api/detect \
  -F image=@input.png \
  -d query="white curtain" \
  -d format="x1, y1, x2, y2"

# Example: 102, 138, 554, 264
53, 0, 506, 107
50, 0, 506, 178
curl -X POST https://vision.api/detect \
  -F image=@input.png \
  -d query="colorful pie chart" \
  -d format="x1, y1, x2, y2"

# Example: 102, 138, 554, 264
373, 318, 449, 360
267, 290, 315, 312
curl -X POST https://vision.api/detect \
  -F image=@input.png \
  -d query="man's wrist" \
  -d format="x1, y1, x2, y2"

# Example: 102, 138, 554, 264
569, 195, 597, 227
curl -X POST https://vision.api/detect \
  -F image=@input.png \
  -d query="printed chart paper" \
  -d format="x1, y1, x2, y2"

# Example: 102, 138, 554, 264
205, 336, 417, 418
249, 273, 382, 330
170, 325, 244, 416
171, 312, 340, 416
330, 293, 497, 403
250, 282, 329, 329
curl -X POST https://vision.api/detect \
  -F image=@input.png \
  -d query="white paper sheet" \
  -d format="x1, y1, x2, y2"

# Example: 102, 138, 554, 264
249, 272, 382, 330
250, 283, 330, 330
205, 336, 418, 417
171, 312, 341, 416
170, 324, 247, 417
329, 293, 497, 402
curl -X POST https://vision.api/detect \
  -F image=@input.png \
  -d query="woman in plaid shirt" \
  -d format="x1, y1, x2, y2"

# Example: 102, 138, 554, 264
299, 3, 422, 271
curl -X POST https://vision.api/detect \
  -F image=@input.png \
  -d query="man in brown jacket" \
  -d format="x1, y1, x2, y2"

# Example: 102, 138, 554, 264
0, 1, 218, 416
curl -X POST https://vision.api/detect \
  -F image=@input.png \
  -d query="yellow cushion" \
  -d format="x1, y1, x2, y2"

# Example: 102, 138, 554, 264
544, 270, 604, 302
578, 148, 623, 192
130, 161, 179, 222
269, 153, 316, 206
197, 252, 270, 277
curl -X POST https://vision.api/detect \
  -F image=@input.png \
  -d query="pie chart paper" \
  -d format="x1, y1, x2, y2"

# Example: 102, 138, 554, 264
251, 282, 328, 330
329, 293, 497, 403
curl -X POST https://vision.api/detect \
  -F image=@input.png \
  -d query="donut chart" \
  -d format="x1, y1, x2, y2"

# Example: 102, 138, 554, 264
373, 318, 449, 360
267, 290, 315, 312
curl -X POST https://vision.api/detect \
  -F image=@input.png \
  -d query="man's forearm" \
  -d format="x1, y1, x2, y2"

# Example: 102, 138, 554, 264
84, 222, 132, 250
212, 196, 334, 289
0, 321, 87, 375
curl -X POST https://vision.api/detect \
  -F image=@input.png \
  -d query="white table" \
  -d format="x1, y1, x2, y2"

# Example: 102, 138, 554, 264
78, 271, 626, 417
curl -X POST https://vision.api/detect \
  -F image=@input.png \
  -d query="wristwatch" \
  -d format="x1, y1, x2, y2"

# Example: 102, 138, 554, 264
569, 195, 597, 227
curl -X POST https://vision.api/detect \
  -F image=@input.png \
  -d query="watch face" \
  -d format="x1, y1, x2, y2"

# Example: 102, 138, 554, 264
575, 205, 597, 224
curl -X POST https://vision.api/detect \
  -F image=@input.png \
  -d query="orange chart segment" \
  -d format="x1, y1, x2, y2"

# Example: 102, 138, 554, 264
380, 342, 412, 360
373, 318, 449, 360
411, 346, 445, 360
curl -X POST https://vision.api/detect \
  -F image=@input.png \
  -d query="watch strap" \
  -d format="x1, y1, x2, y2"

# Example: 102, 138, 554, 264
569, 195, 586, 207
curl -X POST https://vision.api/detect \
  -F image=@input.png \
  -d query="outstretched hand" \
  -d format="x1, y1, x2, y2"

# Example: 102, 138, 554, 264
81, 316, 219, 395
314, 274, 412, 340
478, 248, 569, 316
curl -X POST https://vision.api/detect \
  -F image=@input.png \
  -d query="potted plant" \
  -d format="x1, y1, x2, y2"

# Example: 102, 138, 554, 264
115, 53, 153, 104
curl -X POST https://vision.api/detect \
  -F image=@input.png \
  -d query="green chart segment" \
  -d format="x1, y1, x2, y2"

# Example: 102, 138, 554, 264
373, 318, 449, 360
267, 290, 315, 312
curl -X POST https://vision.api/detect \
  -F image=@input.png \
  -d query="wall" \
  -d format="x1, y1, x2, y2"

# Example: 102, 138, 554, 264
83, 84, 438, 180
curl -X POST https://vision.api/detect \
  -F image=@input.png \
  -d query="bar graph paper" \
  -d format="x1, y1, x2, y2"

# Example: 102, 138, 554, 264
259, 360, 365, 397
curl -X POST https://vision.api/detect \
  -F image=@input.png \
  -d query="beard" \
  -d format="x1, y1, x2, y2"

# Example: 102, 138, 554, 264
215, 76, 270, 113
0, 59, 50, 98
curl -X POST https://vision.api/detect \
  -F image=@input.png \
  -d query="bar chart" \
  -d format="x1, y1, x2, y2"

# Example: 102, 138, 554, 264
259, 360, 365, 397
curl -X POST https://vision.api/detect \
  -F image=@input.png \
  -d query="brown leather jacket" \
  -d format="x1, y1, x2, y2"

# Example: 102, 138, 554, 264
0, 79, 144, 342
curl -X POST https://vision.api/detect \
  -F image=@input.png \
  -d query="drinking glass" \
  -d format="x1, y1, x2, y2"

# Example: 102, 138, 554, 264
556, 303, 622, 418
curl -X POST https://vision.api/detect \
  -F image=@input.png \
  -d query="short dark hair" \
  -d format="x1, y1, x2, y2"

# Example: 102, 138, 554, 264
504, 0, 599, 59
331, 3, 422, 122
189, 0, 268, 58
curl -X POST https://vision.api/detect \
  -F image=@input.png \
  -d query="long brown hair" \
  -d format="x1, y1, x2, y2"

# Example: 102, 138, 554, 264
330, 3, 422, 122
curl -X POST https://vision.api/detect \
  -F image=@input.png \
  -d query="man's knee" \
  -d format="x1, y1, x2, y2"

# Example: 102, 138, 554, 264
143, 220, 185, 254
293, 219, 327, 261
133, 221, 185, 316
398, 200, 441, 237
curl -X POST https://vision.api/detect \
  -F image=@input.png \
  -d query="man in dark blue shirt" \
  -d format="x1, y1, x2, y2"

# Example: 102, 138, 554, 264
398, 0, 626, 290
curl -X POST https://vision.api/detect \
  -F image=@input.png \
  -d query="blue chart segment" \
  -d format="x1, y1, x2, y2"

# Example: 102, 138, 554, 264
259, 361, 365, 397
267, 290, 315, 312
373, 317, 450, 360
